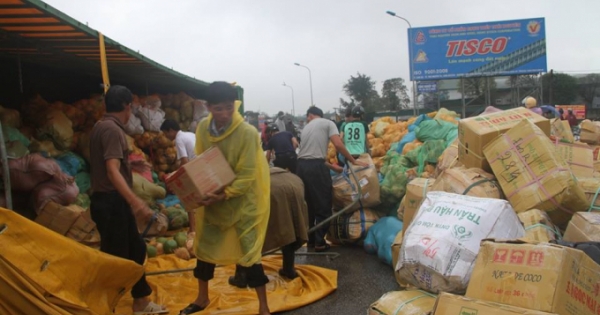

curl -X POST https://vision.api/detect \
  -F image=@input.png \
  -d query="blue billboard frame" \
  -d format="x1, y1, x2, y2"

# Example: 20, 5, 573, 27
408, 18, 547, 81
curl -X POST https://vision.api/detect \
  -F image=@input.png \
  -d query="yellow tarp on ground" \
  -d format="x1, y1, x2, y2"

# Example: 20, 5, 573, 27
0, 208, 143, 315
117, 255, 338, 315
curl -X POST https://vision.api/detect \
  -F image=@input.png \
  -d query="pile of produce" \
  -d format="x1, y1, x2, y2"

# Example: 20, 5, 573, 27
132, 132, 179, 179
146, 231, 195, 260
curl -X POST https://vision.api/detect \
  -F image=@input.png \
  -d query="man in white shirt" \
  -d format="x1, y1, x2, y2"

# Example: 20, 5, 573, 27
160, 119, 196, 165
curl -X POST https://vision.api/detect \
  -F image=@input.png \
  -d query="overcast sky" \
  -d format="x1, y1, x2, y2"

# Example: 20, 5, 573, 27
45, 0, 600, 115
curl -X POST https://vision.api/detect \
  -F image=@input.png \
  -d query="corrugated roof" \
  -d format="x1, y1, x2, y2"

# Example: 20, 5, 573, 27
0, 0, 244, 106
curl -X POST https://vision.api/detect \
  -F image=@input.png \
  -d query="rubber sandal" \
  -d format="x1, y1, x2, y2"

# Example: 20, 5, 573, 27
179, 303, 205, 315
279, 268, 299, 279
314, 244, 331, 252
133, 301, 168, 315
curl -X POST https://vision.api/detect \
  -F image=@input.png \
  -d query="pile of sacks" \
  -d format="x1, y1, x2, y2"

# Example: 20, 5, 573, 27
369, 106, 600, 315
3, 153, 100, 247
128, 92, 207, 135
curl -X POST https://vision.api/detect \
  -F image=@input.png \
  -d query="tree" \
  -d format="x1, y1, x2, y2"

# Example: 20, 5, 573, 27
339, 98, 355, 110
342, 72, 380, 112
578, 74, 600, 104
542, 72, 578, 105
381, 78, 411, 111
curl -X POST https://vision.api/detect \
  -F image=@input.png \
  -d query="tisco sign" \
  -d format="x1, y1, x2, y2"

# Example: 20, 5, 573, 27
446, 37, 509, 57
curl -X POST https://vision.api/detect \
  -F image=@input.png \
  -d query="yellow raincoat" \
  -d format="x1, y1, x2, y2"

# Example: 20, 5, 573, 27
194, 101, 270, 267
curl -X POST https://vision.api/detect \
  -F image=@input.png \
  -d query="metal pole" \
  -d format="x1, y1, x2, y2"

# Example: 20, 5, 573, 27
386, 12, 416, 116
0, 122, 13, 210
283, 83, 295, 116
461, 78, 466, 118
294, 63, 314, 107
540, 73, 544, 105
487, 77, 491, 106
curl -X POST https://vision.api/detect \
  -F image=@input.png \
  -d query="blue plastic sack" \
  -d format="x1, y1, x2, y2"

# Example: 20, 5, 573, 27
394, 131, 416, 154
408, 114, 431, 132
54, 152, 87, 176
363, 216, 404, 266
157, 195, 182, 208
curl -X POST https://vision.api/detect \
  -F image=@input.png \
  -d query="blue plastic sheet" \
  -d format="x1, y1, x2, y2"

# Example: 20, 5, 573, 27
54, 152, 87, 177
157, 195, 182, 208
363, 216, 404, 266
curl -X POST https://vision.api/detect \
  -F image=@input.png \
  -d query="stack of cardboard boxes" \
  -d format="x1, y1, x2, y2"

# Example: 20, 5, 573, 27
374, 107, 600, 315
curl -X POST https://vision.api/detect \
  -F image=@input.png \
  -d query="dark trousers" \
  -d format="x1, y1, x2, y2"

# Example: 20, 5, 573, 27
296, 159, 332, 246
90, 191, 152, 299
194, 260, 269, 288
274, 152, 297, 174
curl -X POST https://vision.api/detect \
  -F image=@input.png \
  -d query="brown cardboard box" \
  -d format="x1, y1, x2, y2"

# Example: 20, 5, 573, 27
550, 118, 574, 143
555, 142, 594, 179
466, 240, 600, 315
165, 146, 235, 210
369, 290, 436, 315
332, 154, 381, 211
399, 178, 433, 236
433, 292, 558, 315
391, 231, 412, 288
483, 119, 588, 229
580, 120, 600, 145
35, 201, 100, 247
576, 178, 600, 211
592, 146, 600, 172
517, 209, 560, 243
430, 167, 503, 199
563, 212, 600, 242
458, 107, 550, 172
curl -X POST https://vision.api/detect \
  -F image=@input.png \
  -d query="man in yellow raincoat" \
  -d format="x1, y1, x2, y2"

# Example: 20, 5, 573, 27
181, 82, 271, 315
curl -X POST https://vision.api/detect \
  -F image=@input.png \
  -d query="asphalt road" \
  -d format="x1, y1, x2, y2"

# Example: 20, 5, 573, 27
280, 245, 400, 314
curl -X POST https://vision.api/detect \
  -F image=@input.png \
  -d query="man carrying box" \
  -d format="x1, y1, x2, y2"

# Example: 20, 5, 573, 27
182, 82, 271, 315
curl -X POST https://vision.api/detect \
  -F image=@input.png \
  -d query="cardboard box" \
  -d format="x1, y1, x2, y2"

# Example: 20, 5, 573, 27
458, 107, 550, 172
369, 290, 436, 315
550, 118, 574, 143
576, 178, 600, 212
399, 178, 433, 237
430, 167, 503, 199
580, 120, 600, 145
555, 142, 594, 179
563, 212, 600, 242
483, 119, 588, 229
35, 201, 100, 246
517, 209, 560, 243
397, 192, 524, 294
391, 231, 413, 288
165, 146, 235, 210
433, 292, 558, 315
332, 154, 381, 211
466, 240, 600, 315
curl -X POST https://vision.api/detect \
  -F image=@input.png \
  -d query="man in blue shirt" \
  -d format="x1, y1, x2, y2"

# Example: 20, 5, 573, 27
266, 124, 299, 173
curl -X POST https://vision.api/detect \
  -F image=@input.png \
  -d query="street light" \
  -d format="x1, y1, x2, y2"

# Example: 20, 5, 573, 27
294, 62, 314, 107
282, 82, 295, 116
386, 10, 417, 116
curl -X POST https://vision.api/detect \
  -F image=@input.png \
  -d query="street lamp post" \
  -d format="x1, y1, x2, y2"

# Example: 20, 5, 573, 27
294, 62, 314, 107
386, 10, 417, 116
282, 82, 295, 116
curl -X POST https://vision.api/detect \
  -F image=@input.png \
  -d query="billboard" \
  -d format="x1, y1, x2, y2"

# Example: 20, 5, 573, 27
417, 81, 438, 93
408, 18, 547, 81
555, 105, 586, 120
